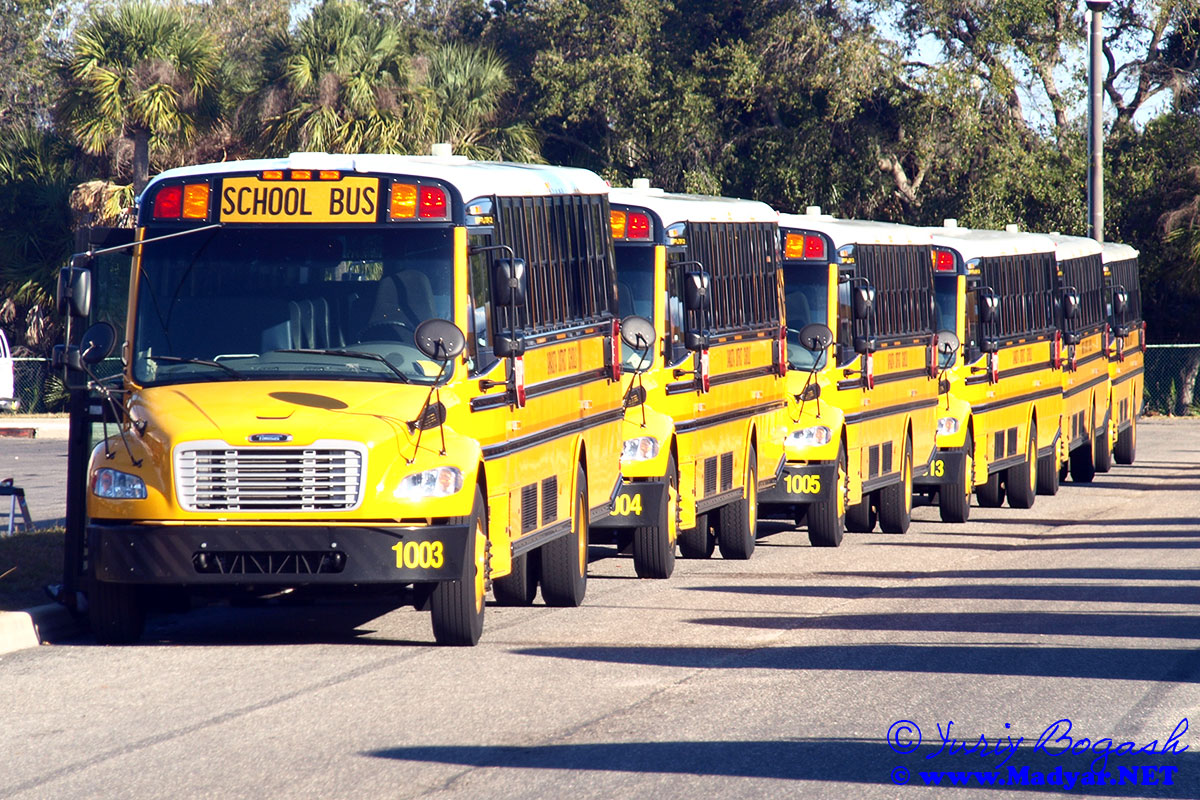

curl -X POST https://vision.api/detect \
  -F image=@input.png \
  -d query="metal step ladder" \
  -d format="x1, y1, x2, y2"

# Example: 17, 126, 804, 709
1, 478, 34, 536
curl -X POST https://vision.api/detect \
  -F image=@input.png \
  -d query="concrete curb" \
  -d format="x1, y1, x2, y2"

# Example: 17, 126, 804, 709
0, 604, 87, 655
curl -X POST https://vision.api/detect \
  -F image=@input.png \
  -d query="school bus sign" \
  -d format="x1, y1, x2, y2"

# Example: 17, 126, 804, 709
219, 176, 380, 223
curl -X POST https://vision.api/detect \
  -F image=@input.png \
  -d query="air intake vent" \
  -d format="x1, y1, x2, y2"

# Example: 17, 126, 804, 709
174, 440, 366, 512
704, 457, 718, 496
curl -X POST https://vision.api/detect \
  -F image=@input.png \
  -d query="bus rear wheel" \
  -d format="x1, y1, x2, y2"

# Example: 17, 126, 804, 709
716, 446, 758, 560
430, 487, 487, 645
878, 436, 913, 534
678, 514, 714, 559
541, 465, 588, 606
808, 445, 847, 547
1006, 422, 1037, 509
1115, 416, 1137, 464
89, 580, 145, 645
633, 458, 678, 579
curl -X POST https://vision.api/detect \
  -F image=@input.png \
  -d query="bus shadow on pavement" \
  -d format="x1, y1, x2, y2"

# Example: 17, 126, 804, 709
367, 738, 1199, 795
685, 582, 1200, 606
507, 642, 1200, 684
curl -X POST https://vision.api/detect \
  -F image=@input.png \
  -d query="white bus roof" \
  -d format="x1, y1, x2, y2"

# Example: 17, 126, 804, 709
609, 187, 778, 224
927, 223, 1057, 261
1102, 241, 1140, 263
778, 210, 931, 247
1044, 233, 1104, 262
147, 153, 611, 200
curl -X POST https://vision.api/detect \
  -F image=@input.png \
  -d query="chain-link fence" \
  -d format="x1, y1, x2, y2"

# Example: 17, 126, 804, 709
7, 349, 1200, 415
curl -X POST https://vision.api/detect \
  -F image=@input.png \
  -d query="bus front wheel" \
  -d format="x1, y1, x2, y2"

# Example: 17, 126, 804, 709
878, 436, 913, 534
716, 446, 758, 560
1006, 422, 1037, 509
430, 487, 487, 645
541, 465, 588, 606
1115, 416, 1137, 464
633, 458, 678, 579
808, 445, 847, 547
1094, 405, 1113, 473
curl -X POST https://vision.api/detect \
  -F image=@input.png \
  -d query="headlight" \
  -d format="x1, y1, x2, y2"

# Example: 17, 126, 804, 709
937, 417, 961, 436
395, 466, 463, 500
621, 436, 660, 461
92, 468, 147, 500
787, 426, 832, 447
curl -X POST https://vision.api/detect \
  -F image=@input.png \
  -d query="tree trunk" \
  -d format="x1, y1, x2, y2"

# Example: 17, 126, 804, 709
132, 128, 150, 197
1177, 349, 1200, 415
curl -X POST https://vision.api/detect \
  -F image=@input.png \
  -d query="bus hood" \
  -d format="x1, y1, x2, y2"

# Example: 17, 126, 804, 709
128, 380, 439, 451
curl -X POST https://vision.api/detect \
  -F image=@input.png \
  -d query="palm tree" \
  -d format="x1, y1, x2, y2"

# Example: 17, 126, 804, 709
255, 0, 429, 154
55, 1, 220, 195
425, 42, 541, 162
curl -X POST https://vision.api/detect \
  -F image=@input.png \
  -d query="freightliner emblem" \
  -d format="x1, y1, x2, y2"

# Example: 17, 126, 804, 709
248, 433, 293, 443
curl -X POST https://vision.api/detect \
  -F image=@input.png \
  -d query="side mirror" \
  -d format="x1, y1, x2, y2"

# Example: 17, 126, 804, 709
414, 319, 466, 362
684, 271, 710, 311
797, 323, 834, 353
684, 331, 709, 352
937, 329, 961, 357
1112, 289, 1129, 318
620, 315, 655, 351
494, 335, 526, 358
493, 258, 527, 307
80, 321, 118, 365
852, 285, 875, 320
853, 335, 876, 356
978, 292, 999, 325
57, 257, 94, 319
1061, 289, 1081, 321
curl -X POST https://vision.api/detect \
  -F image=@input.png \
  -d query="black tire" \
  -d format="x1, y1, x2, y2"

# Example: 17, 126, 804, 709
1069, 411, 1097, 483
89, 580, 145, 645
430, 487, 487, 645
938, 440, 973, 524
633, 458, 678, 579
677, 514, 714, 559
541, 465, 588, 607
1036, 449, 1060, 496
1006, 422, 1037, 509
878, 435, 913, 534
716, 446, 758, 560
492, 551, 538, 606
1115, 415, 1137, 465
808, 445, 847, 547
977, 470, 1005, 508
1094, 404, 1113, 473
845, 493, 877, 533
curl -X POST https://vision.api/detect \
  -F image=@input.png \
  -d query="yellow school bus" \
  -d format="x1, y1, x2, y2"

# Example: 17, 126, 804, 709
1103, 242, 1144, 464
1047, 234, 1110, 483
921, 223, 1063, 518
56, 152, 624, 645
759, 210, 939, 542
591, 186, 788, 572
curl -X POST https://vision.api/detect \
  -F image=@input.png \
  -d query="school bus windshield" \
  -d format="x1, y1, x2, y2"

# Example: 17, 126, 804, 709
933, 275, 959, 367
131, 225, 456, 386
782, 263, 829, 371
614, 245, 657, 365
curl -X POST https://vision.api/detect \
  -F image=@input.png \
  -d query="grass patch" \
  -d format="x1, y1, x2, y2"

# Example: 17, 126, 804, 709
0, 527, 63, 611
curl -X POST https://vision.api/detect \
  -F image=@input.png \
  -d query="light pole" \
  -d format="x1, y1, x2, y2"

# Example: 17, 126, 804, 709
1087, 0, 1111, 242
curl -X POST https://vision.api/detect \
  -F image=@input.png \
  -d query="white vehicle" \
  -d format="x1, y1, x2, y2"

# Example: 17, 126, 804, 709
0, 330, 17, 412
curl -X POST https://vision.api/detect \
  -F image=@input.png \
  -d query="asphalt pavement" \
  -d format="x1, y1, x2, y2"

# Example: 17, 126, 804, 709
0, 418, 1197, 799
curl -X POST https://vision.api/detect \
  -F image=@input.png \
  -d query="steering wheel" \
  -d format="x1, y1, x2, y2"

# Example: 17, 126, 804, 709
358, 321, 415, 342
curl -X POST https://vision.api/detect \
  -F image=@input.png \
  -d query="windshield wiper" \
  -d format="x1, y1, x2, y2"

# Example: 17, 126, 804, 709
148, 355, 246, 379
277, 348, 411, 383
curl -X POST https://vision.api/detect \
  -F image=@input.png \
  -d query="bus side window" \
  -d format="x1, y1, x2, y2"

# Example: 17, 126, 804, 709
467, 235, 496, 373
836, 281, 854, 366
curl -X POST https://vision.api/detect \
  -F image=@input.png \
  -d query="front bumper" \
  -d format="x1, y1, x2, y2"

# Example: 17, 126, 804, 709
89, 522, 469, 585
591, 480, 667, 530
758, 462, 837, 505
913, 450, 967, 490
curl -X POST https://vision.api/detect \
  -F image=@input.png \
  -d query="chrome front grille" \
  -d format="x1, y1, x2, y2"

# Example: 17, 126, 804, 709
174, 440, 366, 512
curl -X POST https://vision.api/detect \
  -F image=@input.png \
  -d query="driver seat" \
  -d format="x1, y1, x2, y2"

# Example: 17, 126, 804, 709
364, 271, 436, 335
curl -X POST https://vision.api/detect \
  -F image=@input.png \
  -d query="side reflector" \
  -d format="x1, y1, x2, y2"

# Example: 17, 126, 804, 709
182, 184, 210, 219
610, 210, 627, 239
152, 186, 182, 219
419, 185, 448, 219
390, 183, 417, 219
627, 212, 651, 240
